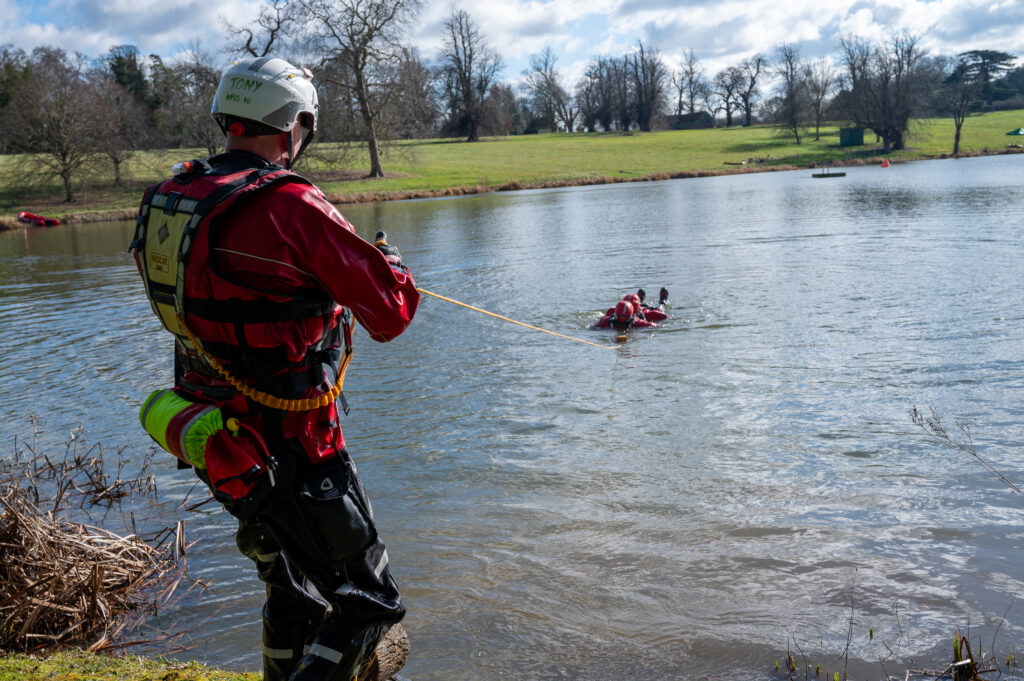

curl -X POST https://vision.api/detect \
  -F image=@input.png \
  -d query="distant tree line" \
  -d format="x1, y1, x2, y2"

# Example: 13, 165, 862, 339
0, 0, 1021, 200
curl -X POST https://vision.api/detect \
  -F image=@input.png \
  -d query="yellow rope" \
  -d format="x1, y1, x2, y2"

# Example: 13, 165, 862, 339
175, 284, 614, 411
178, 315, 353, 412
417, 288, 619, 351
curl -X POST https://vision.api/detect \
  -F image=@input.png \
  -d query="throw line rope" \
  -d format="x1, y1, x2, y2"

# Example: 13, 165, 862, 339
417, 288, 619, 351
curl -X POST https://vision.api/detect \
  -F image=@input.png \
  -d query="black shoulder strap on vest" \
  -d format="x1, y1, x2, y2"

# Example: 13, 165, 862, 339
129, 183, 162, 253
176, 166, 294, 272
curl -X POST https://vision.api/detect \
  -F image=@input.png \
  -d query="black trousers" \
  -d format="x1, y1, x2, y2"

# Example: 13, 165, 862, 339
211, 448, 405, 681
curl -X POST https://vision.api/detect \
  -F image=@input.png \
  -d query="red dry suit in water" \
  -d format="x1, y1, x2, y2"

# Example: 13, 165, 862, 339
592, 308, 659, 329
639, 307, 669, 322
131, 150, 417, 681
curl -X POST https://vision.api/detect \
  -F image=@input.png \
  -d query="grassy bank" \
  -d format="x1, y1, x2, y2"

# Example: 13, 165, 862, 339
0, 650, 258, 680
2, 109, 1022, 227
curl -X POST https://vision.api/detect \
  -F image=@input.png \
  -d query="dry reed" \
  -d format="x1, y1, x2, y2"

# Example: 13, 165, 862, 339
0, 423, 188, 653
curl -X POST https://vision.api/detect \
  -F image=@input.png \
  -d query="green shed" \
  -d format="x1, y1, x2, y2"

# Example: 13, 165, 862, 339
840, 127, 864, 146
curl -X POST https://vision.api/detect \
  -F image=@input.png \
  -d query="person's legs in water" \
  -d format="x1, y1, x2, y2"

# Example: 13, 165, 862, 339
257, 450, 405, 681
236, 521, 328, 681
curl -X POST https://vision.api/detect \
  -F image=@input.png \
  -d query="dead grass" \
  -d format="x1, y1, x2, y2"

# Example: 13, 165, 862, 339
0, 424, 188, 653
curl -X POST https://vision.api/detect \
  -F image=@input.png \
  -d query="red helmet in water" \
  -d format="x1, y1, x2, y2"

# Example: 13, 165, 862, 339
614, 300, 635, 322
624, 293, 642, 308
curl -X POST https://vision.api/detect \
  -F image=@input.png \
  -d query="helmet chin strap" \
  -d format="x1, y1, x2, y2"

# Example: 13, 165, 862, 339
280, 131, 293, 170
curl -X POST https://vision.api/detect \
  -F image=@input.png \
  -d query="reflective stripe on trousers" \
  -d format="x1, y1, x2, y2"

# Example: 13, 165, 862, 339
229, 450, 404, 681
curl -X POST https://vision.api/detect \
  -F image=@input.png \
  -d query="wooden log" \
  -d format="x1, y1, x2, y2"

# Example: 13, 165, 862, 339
359, 623, 409, 681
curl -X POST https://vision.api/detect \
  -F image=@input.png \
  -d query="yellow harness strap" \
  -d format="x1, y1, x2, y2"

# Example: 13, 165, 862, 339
178, 315, 352, 412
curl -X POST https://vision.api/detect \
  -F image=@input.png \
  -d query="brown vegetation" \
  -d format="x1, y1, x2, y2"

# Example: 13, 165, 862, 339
0, 426, 187, 653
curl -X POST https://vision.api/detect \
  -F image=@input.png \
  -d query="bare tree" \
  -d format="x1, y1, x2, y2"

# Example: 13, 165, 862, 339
576, 56, 629, 132
523, 46, 576, 132
611, 57, 635, 131
169, 46, 224, 155
803, 58, 835, 141
12, 47, 97, 202
575, 63, 602, 132
386, 47, 439, 139
437, 8, 503, 142
773, 44, 806, 143
628, 41, 668, 131
300, 0, 421, 175
712, 66, 742, 127
522, 47, 557, 131
223, 0, 295, 58
737, 54, 765, 126
835, 32, 929, 153
942, 59, 979, 155
672, 49, 709, 116
88, 72, 149, 185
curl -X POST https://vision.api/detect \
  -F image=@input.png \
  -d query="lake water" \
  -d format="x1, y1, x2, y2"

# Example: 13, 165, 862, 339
2, 155, 1023, 680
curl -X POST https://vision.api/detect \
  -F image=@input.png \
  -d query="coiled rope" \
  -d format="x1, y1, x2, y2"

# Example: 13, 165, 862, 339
177, 314, 352, 412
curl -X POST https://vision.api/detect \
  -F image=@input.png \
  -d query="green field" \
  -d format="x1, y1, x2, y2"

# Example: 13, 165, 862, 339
0, 650, 258, 680
2, 109, 1022, 227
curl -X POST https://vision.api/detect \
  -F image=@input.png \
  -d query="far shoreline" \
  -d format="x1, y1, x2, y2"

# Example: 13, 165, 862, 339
2, 147, 1020, 232
3, 114, 1022, 231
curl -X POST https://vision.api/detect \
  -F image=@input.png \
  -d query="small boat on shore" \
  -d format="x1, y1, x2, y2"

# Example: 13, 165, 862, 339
17, 211, 60, 227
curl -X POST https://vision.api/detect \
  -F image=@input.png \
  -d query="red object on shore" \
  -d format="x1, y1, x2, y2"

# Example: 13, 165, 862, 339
880, 159, 891, 168
17, 211, 60, 227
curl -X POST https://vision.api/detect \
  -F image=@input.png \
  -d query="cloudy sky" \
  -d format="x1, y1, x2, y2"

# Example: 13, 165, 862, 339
2, 0, 1022, 83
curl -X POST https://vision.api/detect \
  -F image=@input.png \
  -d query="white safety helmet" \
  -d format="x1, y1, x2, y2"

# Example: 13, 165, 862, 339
211, 57, 318, 165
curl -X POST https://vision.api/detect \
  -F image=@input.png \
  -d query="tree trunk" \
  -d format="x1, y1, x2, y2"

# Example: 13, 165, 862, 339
366, 133, 384, 178
62, 172, 74, 203
354, 65, 384, 178
953, 124, 962, 155
112, 158, 122, 187
359, 623, 410, 681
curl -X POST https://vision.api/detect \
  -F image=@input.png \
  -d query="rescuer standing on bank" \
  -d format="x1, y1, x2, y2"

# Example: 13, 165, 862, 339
131, 57, 418, 681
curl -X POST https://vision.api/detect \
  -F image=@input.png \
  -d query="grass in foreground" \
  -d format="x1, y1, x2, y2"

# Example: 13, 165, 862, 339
1, 109, 1022, 226
0, 650, 258, 681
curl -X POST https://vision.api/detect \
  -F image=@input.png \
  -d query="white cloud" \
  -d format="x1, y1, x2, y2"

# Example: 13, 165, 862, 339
1, 0, 268, 63
837, 8, 885, 41
2, 0, 1021, 82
